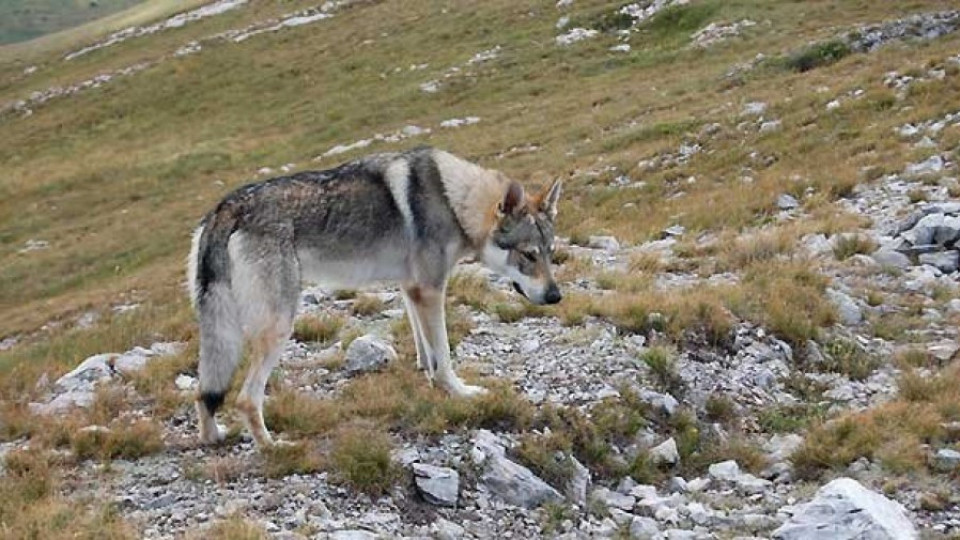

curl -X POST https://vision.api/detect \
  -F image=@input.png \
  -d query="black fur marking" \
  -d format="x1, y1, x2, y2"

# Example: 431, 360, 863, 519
200, 391, 225, 415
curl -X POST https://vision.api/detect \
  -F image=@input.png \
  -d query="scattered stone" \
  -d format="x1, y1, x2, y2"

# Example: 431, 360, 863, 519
592, 487, 635, 512
64, 0, 249, 60
928, 340, 959, 363
741, 101, 767, 116
29, 342, 184, 415
439, 116, 481, 128
932, 448, 960, 472
777, 193, 799, 210
773, 477, 918, 540
690, 19, 756, 48
587, 235, 620, 251
556, 28, 598, 46
472, 431, 562, 509
905, 154, 945, 176
412, 463, 459, 507
827, 289, 862, 326
434, 518, 465, 540
649, 438, 680, 465
708, 460, 740, 481
18, 239, 49, 253
662, 225, 686, 238
766, 434, 804, 462
735, 473, 773, 495
344, 335, 398, 373
567, 456, 591, 505
871, 249, 911, 270
630, 516, 661, 539
175, 374, 197, 391
637, 389, 679, 416
759, 119, 782, 133
919, 250, 959, 273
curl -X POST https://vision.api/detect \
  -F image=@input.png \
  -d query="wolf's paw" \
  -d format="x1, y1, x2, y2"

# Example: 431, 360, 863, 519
199, 423, 228, 445
449, 383, 488, 398
461, 384, 489, 397
267, 438, 297, 449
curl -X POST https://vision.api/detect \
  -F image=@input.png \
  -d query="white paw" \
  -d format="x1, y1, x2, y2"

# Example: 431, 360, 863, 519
448, 382, 488, 398
463, 384, 490, 397
199, 423, 227, 445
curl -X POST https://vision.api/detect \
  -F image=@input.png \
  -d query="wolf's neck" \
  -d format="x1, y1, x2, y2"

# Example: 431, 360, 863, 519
433, 150, 506, 247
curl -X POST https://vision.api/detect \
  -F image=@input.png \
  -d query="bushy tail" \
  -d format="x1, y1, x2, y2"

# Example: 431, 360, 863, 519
188, 215, 242, 416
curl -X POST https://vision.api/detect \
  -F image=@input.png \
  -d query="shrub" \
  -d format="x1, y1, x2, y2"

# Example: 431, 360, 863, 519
351, 294, 385, 316
292, 314, 343, 344
328, 423, 400, 495
781, 40, 851, 72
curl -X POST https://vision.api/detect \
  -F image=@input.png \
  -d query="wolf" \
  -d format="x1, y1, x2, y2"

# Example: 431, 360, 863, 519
187, 146, 563, 447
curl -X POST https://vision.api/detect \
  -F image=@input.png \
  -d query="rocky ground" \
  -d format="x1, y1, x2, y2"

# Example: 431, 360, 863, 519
5, 2, 960, 540
11, 144, 960, 537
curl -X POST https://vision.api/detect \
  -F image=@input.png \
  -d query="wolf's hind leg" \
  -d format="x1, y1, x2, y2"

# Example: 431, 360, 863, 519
236, 322, 290, 448
409, 285, 487, 397
196, 284, 243, 445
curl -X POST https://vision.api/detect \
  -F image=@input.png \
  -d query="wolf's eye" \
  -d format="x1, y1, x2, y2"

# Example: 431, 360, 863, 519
520, 250, 537, 262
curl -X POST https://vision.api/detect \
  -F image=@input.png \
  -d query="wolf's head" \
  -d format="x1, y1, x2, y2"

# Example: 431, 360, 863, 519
482, 177, 563, 305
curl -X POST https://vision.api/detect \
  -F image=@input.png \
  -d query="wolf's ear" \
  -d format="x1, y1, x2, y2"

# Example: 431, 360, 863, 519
498, 180, 525, 217
538, 178, 562, 220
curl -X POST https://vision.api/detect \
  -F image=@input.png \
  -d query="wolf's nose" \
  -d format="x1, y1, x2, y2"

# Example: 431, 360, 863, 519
544, 284, 562, 305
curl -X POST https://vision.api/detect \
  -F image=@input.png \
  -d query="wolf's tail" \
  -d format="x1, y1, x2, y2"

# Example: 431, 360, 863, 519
187, 214, 243, 417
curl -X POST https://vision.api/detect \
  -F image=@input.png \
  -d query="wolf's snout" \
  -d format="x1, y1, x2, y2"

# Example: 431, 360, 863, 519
544, 283, 562, 305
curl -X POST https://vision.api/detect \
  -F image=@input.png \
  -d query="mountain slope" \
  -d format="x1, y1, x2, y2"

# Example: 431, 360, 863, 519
1, 1, 960, 537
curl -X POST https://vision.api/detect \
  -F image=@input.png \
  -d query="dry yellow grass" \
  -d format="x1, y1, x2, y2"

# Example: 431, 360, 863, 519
793, 364, 960, 479
2, 1, 960, 532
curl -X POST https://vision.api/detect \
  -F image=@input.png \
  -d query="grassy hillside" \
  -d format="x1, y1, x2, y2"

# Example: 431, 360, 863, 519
2, 0, 960, 535
0, 0, 147, 45
2, 0, 952, 339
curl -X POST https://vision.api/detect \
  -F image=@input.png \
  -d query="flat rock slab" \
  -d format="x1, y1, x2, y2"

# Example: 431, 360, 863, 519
773, 477, 918, 540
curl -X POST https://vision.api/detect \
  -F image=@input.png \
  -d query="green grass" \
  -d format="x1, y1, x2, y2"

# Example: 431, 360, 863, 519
0, 0, 148, 45
3, 0, 960, 533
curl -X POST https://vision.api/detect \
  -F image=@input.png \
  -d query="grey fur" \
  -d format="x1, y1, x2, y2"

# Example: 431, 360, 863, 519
188, 146, 561, 446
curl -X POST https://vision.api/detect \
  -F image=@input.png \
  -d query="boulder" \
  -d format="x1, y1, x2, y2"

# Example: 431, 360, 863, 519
588, 235, 620, 252
472, 430, 562, 509
567, 456, 591, 505
933, 448, 960, 472
592, 487, 635, 512
630, 516, 661, 539
870, 249, 911, 270
650, 438, 680, 465
919, 250, 959, 273
904, 154, 944, 176
344, 335, 397, 373
412, 463, 459, 507
29, 342, 185, 415
773, 477, 918, 540
827, 289, 862, 326
777, 193, 800, 210
708, 460, 740, 481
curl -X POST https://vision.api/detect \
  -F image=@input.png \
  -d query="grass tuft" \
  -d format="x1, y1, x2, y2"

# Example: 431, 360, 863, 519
779, 39, 852, 72
351, 294, 385, 316
292, 314, 344, 345
328, 423, 400, 495
832, 234, 877, 261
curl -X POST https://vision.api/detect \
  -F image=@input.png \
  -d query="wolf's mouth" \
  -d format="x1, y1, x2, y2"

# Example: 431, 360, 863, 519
512, 282, 528, 298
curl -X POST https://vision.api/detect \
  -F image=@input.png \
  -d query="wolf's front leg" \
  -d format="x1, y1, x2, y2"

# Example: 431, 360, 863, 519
402, 287, 434, 380
409, 285, 487, 397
